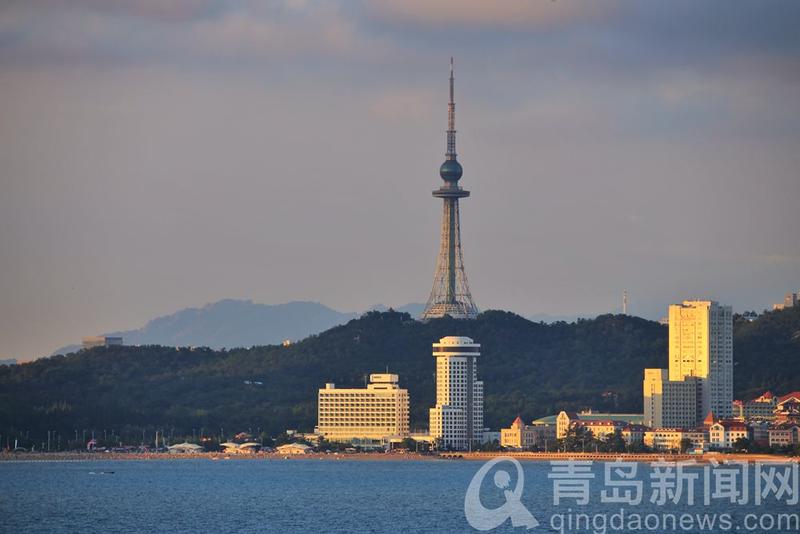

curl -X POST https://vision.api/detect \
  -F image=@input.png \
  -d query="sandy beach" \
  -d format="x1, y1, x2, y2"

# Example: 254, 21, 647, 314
1, 450, 796, 463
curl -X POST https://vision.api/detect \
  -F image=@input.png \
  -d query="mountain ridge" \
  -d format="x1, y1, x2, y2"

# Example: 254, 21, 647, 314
52, 300, 424, 356
7, 307, 798, 440
50, 300, 580, 357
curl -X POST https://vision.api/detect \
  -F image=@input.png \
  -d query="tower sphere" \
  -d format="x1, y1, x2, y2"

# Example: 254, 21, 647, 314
440, 159, 463, 182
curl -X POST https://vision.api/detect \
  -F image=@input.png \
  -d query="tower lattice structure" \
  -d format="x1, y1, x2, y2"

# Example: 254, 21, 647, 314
421, 59, 479, 320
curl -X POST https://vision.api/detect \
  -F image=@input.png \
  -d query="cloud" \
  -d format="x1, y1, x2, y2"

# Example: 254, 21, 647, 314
368, 87, 437, 123
65, 0, 219, 22
758, 254, 800, 266
366, 0, 617, 30
0, 1, 370, 67
182, 10, 358, 58
0, 0, 220, 25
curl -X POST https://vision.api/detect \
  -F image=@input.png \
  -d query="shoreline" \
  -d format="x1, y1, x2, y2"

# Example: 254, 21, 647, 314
1, 451, 796, 464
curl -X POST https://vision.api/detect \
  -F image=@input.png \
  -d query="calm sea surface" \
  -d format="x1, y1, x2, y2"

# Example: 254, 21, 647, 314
1, 458, 798, 533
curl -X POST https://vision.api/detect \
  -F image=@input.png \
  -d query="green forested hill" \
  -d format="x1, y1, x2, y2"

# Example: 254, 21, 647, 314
1, 307, 799, 444
733, 306, 800, 398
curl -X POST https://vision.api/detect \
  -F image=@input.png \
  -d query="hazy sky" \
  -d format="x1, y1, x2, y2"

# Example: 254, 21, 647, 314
2, 1, 799, 361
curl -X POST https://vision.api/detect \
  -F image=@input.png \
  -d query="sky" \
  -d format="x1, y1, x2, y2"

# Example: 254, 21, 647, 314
1, 1, 799, 361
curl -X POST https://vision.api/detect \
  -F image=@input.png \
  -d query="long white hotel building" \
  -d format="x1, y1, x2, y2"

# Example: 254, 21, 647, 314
429, 336, 484, 450
316, 374, 409, 444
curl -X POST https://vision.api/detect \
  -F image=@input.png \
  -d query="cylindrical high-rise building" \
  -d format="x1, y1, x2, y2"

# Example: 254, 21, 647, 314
421, 59, 479, 320
429, 336, 484, 450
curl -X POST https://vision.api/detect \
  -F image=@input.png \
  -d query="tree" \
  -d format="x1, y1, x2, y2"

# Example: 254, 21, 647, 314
561, 424, 595, 452
317, 439, 347, 452
604, 430, 627, 453
396, 437, 417, 451
478, 439, 501, 452
732, 437, 751, 452
627, 441, 651, 453
679, 438, 694, 454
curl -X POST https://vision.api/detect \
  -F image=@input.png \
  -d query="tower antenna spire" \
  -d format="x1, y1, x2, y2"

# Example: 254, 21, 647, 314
446, 57, 456, 160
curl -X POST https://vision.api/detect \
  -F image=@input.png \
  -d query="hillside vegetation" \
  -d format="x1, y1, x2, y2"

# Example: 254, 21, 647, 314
2, 307, 799, 443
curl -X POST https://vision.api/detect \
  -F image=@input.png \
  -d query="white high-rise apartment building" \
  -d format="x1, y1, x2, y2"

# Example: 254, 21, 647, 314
316, 374, 409, 444
429, 336, 484, 450
668, 300, 733, 419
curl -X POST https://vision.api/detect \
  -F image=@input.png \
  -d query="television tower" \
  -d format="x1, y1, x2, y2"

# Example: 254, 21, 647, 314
421, 58, 479, 320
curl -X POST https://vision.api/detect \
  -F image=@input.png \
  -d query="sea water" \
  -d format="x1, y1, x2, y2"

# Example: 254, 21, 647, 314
1, 458, 798, 533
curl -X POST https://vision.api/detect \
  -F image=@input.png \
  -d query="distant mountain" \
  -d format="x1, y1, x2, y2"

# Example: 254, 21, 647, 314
52, 300, 424, 356
52, 300, 357, 355
0, 358, 17, 366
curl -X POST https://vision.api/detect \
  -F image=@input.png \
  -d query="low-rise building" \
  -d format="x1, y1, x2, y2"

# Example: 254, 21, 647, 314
621, 424, 648, 445
284, 430, 322, 445
581, 420, 626, 441
749, 420, 771, 446
768, 423, 800, 448
529, 422, 556, 447
702, 411, 718, 429
556, 411, 578, 440
709, 420, 750, 449
556, 411, 643, 440
167, 442, 204, 454
731, 400, 743, 419
732, 391, 777, 421
275, 443, 312, 455
500, 418, 556, 450
775, 392, 800, 423
501, 417, 532, 449
644, 429, 706, 452
221, 442, 261, 454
